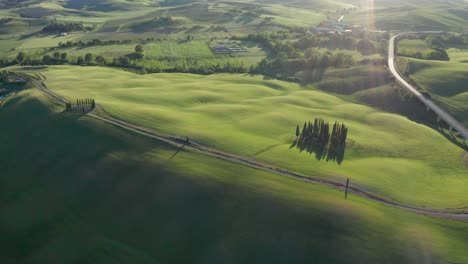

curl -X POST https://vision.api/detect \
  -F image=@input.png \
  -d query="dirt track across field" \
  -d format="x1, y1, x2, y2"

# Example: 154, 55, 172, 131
35, 73, 468, 222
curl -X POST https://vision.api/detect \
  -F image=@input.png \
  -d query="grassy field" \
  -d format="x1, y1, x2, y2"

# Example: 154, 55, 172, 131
345, 2, 468, 31
0, 0, 328, 61
395, 38, 468, 126
401, 58, 468, 127
41, 65, 468, 208
1, 88, 468, 263
396, 38, 428, 57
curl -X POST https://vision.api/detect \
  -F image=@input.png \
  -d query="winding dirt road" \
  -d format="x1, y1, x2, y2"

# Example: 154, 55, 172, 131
35, 74, 468, 222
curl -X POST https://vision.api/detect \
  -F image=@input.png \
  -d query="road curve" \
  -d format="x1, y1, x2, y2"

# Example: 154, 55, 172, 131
388, 32, 468, 141
35, 73, 468, 222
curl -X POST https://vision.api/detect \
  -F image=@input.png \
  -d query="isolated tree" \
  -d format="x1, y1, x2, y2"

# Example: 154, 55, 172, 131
76, 56, 84, 65
95, 55, 106, 65
84, 53, 93, 64
42, 55, 52, 65
53, 52, 60, 59
0, 71, 9, 83
16, 52, 26, 64
135, 44, 144, 53
60, 52, 67, 61
296, 125, 300, 137
425, 36, 433, 48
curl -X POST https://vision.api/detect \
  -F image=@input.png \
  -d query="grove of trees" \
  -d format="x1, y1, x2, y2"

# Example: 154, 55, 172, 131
235, 32, 385, 83
65, 98, 96, 114
396, 34, 453, 61
41, 20, 91, 33
294, 118, 348, 164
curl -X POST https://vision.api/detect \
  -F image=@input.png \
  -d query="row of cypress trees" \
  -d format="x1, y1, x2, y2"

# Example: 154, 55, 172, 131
295, 118, 348, 148
65, 98, 95, 114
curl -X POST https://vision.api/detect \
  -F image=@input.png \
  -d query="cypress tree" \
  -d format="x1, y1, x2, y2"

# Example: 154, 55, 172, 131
308, 121, 313, 138
341, 125, 347, 144
301, 122, 307, 139
296, 125, 300, 137
313, 118, 318, 138
331, 122, 337, 145
323, 122, 329, 144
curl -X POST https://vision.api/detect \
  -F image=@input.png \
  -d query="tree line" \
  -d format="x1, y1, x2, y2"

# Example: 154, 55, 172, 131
0, 70, 11, 83
396, 35, 457, 61
41, 20, 92, 33
14, 44, 144, 67
234, 32, 386, 83
65, 98, 95, 114
58, 39, 133, 48
10, 30, 384, 78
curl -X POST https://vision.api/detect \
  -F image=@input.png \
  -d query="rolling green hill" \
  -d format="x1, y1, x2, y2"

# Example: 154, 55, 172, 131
344, 1, 468, 32
41, 65, 468, 208
1, 1, 468, 262
1, 88, 468, 263
395, 52, 468, 127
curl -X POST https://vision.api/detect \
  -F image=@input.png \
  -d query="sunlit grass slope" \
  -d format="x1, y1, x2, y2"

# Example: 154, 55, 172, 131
1, 88, 468, 263
403, 58, 468, 127
346, 3, 468, 31
43, 66, 468, 208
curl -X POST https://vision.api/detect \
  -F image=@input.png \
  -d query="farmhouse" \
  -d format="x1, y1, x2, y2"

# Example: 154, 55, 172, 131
228, 47, 245, 52
312, 27, 334, 35
211, 44, 230, 53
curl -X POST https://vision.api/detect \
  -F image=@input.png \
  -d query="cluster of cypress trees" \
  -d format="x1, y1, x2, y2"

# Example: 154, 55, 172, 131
296, 118, 330, 146
330, 121, 348, 149
64, 98, 95, 114
295, 118, 348, 151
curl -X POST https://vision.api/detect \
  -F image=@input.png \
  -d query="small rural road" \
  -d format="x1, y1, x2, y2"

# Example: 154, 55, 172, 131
34, 74, 468, 222
116, 24, 123, 33
388, 32, 468, 141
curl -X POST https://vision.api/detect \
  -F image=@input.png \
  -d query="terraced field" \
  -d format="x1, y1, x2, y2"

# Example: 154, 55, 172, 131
43, 66, 468, 208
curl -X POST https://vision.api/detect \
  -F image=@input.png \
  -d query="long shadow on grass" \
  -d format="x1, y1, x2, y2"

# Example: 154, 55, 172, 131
1, 90, 423, 263
169, 143, 186, 159
290, 139, 346, 165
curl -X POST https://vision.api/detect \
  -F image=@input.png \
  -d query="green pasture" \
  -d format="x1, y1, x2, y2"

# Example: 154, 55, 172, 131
404, 58, 468, 126
0, 88, 468, 263
259, 5, 326, 27
397, 38, 428, 57
142, 40, 265, 65
42, 66, 468, 208
346, 5, 468, 31
447, 47, 468, 63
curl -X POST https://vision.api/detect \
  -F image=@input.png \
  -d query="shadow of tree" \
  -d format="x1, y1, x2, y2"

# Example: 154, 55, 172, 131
290, 139, 346, 165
